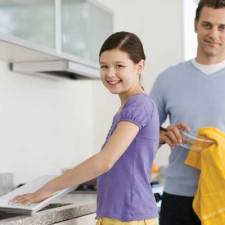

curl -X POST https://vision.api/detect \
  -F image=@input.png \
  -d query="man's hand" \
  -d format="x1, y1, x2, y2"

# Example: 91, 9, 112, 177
160, 123, 191, 148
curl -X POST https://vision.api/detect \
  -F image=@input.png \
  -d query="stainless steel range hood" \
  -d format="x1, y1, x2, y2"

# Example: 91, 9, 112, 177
0, 33, 100, 80
11, 59, 99, 80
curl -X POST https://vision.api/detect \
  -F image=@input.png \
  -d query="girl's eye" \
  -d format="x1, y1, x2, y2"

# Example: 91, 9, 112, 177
116, 65, 125, 68
100, 65, 108, 69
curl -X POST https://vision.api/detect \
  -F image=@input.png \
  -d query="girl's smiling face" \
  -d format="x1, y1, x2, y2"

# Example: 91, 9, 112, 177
99, 49, 144, 96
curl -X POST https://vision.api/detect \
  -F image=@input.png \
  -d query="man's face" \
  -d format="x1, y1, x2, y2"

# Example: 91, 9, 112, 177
195, 6, 225, 63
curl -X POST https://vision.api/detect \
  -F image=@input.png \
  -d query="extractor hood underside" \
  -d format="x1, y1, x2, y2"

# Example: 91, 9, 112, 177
11, 60, 99, 80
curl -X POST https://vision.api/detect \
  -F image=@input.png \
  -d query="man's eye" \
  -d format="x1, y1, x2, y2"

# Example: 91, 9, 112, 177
117, 65, 124, 68
202, 23, 211, 29
100, 65, 107, 69
219, 25, 225, 31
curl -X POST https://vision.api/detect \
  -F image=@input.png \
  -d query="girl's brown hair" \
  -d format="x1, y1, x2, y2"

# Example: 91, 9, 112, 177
99, 31, 146, 64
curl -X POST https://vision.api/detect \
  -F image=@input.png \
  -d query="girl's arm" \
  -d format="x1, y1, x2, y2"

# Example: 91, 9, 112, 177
12, 121, 139, 204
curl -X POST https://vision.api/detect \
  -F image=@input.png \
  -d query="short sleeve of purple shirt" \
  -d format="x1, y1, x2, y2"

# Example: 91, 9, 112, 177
119, 94, 151, 129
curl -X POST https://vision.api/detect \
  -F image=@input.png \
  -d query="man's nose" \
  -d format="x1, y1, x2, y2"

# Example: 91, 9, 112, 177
209, 27, 219, 40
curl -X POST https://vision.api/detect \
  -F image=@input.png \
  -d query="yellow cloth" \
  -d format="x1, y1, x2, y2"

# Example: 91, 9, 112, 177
96, 217, 158, 225
185, 127, 225, 225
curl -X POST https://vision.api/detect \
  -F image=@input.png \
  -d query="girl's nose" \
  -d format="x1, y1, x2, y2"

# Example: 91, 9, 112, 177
106, 67, 115, 78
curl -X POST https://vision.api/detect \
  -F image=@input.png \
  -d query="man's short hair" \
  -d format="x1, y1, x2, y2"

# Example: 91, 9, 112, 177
195, 0, 225, 21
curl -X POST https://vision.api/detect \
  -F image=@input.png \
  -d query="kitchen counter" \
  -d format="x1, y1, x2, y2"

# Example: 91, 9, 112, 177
0, 193, 97, 225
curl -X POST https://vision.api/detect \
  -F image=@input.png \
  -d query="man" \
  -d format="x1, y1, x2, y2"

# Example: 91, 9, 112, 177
150, 0, 225, 225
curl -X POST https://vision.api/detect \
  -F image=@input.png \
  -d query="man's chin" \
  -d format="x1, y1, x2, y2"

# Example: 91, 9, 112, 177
204, 50, 219, 58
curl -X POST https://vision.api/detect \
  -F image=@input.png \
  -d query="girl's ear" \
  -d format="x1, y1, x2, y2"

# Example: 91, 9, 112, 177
137, 59, 145, 74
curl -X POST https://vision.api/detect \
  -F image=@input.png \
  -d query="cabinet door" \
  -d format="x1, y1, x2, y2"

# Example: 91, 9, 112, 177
61, 0, 113, 63
55, 213, 96, 225
0, 0, 55, 48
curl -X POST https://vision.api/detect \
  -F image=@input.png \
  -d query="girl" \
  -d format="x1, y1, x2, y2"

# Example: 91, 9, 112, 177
13, 31, 159, 225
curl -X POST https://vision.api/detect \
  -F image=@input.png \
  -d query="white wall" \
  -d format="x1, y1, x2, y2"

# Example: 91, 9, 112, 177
0, 61, 94, 184
93, 0, 184, 166
183, 0, 198, 60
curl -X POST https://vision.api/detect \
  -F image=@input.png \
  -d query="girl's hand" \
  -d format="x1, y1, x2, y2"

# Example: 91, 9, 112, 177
12, 189, 52, 205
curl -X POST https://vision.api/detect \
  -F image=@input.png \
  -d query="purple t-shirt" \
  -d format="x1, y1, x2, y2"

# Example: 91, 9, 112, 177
96, 93, 159, 221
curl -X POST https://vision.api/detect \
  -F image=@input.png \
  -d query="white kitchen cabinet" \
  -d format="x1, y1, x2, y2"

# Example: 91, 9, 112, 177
54, 213, 96, 225
0, 0, 55, 49
0, 0, 113, 58
0, 0, 113, 79
62, 0, 113, 63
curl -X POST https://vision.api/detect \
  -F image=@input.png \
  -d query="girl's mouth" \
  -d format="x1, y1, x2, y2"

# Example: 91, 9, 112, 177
107, 80, 122, 85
